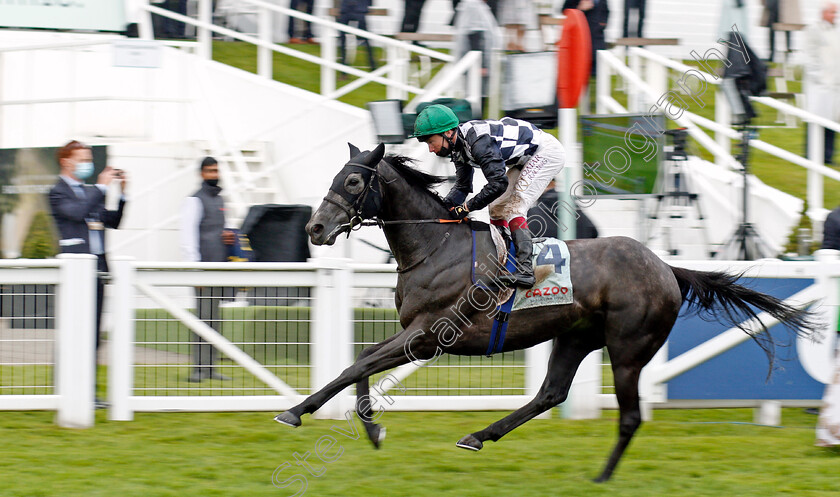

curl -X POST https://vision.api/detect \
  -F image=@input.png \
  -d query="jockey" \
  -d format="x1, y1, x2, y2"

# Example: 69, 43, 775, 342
411, 104, 566, 289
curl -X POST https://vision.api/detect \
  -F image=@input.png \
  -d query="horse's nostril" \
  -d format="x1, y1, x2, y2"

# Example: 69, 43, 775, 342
311, 224, 324, 235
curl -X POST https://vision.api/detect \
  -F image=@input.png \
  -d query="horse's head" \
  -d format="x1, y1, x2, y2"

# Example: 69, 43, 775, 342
306, 142, 386, 245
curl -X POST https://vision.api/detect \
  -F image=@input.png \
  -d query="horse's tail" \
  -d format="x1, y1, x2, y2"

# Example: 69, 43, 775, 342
669, 265, 822, 374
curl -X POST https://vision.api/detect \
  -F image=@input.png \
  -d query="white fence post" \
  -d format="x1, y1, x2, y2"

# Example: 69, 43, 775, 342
466, 50, 482, 117
387, 45, 409, 101
55, 254, 97, 429
320, 24, 336, 96
197, 0, 213, 60
807, 122, 825, 225
562, 349, 602, 419
258, 5, 273, 79
639, 344, 668, 421
559, 107, 579, 240
109, 257, 135, 421
627, 50, 641, 112
645, 57, 668, 103
596, 52, 610, 114
715, 88, 732, 164
487, 49, 502, 119
311, 258, 353, 419
138, 0, 155, 39
526, 342, 552, 419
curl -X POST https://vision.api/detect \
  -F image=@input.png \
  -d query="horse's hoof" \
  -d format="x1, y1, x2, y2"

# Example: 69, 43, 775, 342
455, 434, 483, 451
364, 423, 386, 449
273, 412, 301, 428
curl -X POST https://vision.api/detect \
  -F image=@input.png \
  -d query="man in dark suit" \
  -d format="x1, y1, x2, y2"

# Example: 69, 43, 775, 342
622, 0, 646, 39
563, 0, 610, 76
48, 140, 127, 409
401, 0, 428, 35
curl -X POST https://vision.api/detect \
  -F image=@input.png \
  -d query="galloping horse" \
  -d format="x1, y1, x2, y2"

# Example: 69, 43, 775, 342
274, 143, 818, 482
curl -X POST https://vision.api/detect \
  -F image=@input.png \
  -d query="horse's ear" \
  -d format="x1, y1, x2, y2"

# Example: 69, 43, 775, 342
348, 143, 361, 159
367, 142, 385, 166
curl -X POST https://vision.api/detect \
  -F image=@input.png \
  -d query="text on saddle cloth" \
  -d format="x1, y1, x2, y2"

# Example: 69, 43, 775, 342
512, 238, 573, 311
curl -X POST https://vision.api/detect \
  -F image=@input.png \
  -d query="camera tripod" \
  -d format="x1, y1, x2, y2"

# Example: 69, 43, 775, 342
646, 129, 710, 257
715, 125, 774, 260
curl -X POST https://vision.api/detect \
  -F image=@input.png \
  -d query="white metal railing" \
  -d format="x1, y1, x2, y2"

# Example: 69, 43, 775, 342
596, 46, 840, 231
136, 0, 480, 105
2, 255, 837, 425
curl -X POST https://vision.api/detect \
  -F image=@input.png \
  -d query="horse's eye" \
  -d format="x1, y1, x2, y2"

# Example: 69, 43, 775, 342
344, 173, 364, 194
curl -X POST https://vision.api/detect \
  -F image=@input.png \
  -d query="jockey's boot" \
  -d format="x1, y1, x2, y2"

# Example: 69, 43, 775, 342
498, 227, 536, 289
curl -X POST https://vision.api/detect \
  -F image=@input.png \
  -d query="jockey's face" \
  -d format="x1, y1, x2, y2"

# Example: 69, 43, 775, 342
426, 130, 456, 157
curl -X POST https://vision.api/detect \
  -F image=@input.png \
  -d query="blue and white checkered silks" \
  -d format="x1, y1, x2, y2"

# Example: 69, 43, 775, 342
459, 117, 542, 167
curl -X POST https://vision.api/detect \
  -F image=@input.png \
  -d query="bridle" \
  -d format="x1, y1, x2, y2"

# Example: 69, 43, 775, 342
321, 161, 383, 241
321, 159, 464, 272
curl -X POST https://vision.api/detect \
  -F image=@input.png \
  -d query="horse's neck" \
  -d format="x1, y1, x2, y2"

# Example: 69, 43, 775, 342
377, 167, 446, 222
377, 164, 460, 272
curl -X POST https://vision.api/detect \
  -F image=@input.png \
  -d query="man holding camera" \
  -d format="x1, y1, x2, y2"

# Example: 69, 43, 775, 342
48, 140, 127, 409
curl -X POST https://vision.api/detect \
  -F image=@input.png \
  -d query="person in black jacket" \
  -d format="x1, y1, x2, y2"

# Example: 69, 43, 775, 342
563, 0, 610, 76
288, 0, 316, 44
412, 105, 566, 289
622, 0, 646, 39
401, 0, 428, 34
337, 0, 377, 71
823, 205, 840, 250
48, 140, 127, 409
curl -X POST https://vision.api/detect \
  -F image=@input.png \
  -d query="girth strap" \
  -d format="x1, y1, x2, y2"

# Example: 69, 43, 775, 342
486, 239, 517, 356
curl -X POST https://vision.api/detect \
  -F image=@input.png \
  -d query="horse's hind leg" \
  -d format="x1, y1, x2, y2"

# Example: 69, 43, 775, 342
594, 317, 673, 482
456, 336, 597, 451
593, 362, 642, 483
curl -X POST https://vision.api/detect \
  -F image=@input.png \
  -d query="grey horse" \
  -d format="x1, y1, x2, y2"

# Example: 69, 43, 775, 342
274, 143, 818, 482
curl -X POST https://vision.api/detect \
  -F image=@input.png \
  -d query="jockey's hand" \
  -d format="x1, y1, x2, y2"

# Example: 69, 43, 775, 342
449, 203, 470, 220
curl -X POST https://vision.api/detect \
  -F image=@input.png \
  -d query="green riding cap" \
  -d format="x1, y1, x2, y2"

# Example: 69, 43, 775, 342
410, 104, 460, 138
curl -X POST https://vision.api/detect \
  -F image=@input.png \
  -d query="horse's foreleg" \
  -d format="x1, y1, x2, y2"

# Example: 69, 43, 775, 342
274, 328, 426, 428
354, 333, 405, 448
593, 363, 642, 483
457, 339, 594, 451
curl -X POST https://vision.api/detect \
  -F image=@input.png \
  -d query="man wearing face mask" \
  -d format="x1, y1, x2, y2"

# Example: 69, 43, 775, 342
49, 140, 127, 410
180, 157, 235, 383
411, 105, 565, 289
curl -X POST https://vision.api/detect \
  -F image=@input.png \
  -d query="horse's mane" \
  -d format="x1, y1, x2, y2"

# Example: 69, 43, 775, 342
382, 154, 447, 206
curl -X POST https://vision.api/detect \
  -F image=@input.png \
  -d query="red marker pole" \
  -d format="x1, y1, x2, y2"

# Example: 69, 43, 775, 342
556, 9, 592, 241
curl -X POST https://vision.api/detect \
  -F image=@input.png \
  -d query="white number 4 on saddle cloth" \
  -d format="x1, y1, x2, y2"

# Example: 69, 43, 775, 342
512, 238, 573, 311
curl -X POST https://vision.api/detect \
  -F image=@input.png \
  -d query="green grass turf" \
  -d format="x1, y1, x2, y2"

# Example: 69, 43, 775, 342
0, 408, 836, 496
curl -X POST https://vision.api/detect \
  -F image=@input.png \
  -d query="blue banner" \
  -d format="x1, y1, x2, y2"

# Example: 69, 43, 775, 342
666, 277, 823, 400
